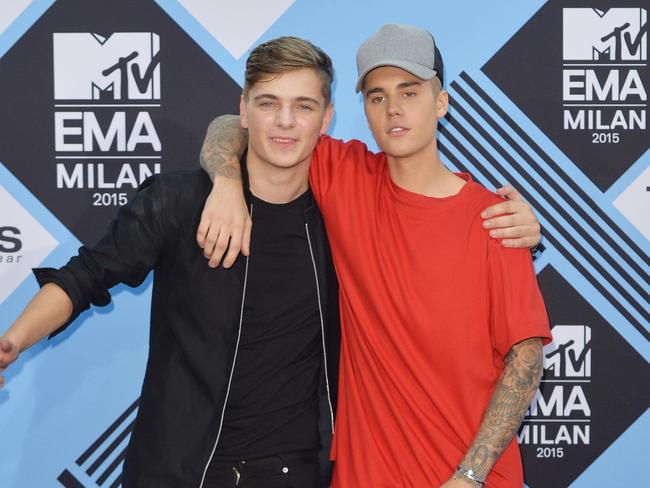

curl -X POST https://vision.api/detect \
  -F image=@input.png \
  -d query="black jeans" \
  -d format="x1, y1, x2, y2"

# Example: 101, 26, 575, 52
204, 450, 320, 488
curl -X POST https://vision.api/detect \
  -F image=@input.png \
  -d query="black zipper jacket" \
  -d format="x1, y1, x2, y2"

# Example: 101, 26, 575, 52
34, 168, 340, 488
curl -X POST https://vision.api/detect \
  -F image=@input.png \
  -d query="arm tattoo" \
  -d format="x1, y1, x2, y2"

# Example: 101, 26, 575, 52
199, 115, 248, 181
460, 337, 543, 479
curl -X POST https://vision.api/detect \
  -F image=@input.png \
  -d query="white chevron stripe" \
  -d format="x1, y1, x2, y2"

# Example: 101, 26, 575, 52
178, 0, 295, 59
0, 0, 31, 36
613, 166, 650, 242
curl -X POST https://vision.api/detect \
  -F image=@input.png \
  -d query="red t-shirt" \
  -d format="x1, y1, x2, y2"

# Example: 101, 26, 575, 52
309, 136, 551, 488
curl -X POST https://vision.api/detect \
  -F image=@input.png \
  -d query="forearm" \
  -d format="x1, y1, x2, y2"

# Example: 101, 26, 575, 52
459, 338, 543, 481
199, 114, 248, 181
3, 283, 73, 351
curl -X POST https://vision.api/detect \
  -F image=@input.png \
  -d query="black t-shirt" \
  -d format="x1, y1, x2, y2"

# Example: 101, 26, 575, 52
211, 190, 322, 461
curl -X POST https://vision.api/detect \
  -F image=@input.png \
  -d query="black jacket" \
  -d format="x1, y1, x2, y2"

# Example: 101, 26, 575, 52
35, 169, 340, 488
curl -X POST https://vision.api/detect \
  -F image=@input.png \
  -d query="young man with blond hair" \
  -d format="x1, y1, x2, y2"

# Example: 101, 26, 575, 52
198, 24, 550, 487
1, 37, 342, 488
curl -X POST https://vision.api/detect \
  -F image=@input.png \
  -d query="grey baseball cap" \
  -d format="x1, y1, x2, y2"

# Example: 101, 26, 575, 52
355, 23, 444, 93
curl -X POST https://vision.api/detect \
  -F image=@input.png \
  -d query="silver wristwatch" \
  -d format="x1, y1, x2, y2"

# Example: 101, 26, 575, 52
454, 465, 486, 487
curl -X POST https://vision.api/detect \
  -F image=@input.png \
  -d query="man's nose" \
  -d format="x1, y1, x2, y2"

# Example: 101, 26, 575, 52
386, 95, 403, 117
275, 106, 296, 127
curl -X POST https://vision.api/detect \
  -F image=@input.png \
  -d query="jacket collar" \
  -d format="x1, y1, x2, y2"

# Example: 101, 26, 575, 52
240, 149, 253, 207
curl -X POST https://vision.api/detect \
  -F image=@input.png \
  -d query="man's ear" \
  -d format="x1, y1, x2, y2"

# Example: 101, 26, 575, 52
239, 93, 249, 129
320, 103, 334, 135
436, 89, 449, 119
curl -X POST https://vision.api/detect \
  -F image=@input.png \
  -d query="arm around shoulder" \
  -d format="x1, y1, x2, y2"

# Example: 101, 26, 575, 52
197, 114, 251, 268
481, 186, 541, 249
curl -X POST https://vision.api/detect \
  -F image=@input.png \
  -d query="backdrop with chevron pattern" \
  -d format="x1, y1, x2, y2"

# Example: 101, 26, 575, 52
0, 1, 647, 487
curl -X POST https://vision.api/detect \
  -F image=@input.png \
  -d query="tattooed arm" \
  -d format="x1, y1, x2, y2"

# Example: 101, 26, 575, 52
199, 115, 247, 180
442, 338, 544, 487
196, 115, 251, 268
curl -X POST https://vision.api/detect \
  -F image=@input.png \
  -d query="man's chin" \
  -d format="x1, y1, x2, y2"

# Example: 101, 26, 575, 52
379, 146, 416, 159
379, 140, 435, 161
266, 156, 310, 170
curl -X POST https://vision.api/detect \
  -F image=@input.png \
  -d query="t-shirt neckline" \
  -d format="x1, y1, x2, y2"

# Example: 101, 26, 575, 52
386, 168, 473, 207
250, 189, 311, 211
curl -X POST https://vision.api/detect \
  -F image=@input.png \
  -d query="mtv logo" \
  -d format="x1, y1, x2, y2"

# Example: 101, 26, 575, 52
544, 325, 592, 378
0, 185, 58, 304
563, 8, 647, 61
53, 32, 160, 100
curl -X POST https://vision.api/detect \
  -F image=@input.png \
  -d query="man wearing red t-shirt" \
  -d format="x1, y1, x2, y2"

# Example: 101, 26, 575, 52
198, 25, 551, 487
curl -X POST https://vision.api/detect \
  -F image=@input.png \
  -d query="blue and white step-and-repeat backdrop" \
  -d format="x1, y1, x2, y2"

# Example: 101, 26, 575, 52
0, 1, 648, 486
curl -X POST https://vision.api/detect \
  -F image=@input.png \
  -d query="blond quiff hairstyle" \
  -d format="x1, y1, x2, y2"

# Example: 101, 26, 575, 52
243, 36, 334, 103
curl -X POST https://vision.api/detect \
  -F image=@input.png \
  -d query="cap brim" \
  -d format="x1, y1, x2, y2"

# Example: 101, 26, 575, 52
355, 60, 437, 93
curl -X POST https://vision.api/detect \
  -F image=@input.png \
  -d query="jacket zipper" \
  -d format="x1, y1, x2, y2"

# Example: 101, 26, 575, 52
305, 222, 335, 433
198, 204, 253, 488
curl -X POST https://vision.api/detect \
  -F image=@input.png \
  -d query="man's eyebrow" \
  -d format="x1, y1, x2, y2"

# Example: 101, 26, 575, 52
253, 93, 279, 101
365, 80, 422, 96
253, 94, 321, 106
364, 87, 385, 96
397, 81, 422, 89
295, 96, 321, 106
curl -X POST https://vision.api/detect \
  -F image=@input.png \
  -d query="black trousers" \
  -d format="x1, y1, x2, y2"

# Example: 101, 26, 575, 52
203, 450, 320, 488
